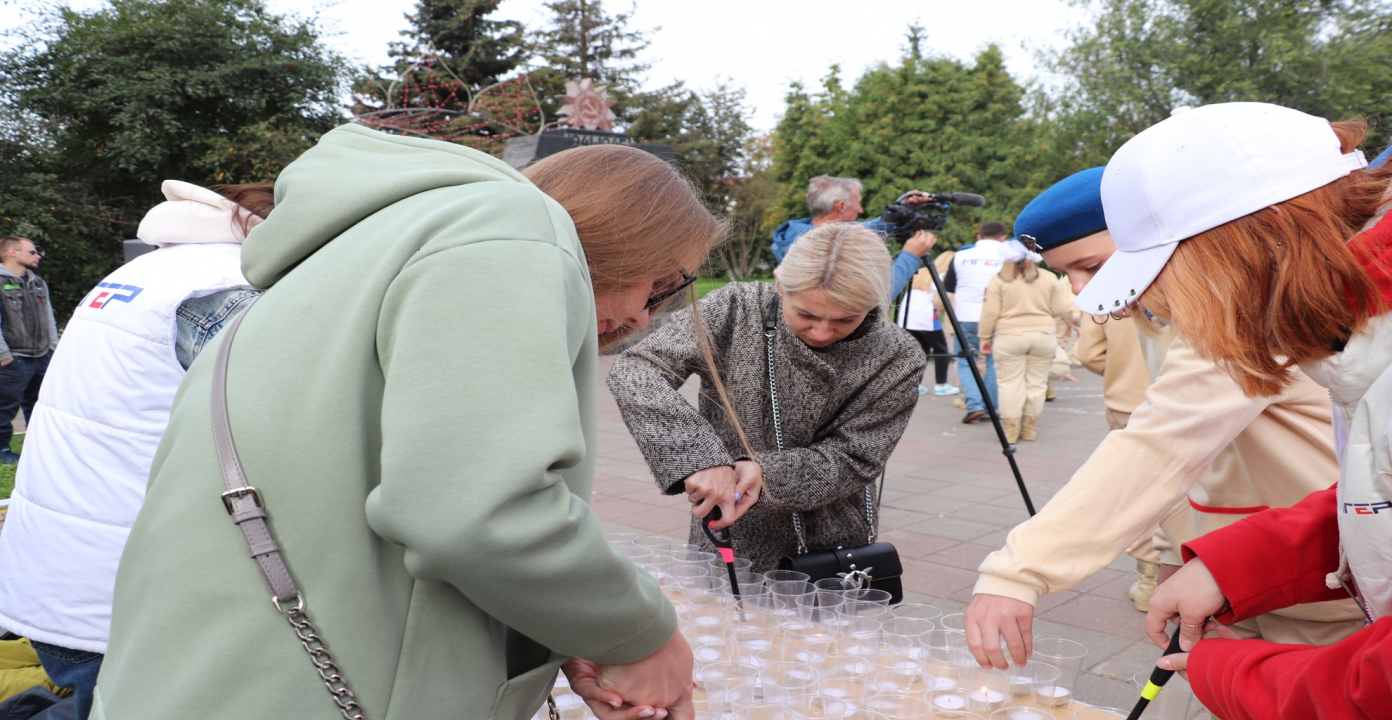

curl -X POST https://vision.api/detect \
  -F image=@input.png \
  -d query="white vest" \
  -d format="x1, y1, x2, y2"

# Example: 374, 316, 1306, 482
1302, 312, 1392, 622
0, 243, 248, 651
895, 288, 937, 331
951, 240, 1005, 322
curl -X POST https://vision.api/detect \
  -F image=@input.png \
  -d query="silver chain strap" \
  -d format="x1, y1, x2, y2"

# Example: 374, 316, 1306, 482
765, 302, 875, 554
278, 595, 367, 720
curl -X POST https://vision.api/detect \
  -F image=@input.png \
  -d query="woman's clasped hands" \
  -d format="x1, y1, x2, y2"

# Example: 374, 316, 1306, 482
683, 461, 763, 529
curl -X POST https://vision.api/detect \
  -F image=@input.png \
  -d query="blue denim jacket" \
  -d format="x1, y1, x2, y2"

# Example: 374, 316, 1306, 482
174, 289, 261, 370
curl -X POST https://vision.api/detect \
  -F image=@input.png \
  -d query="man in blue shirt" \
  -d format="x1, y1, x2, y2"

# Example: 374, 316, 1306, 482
771, 175, 936, 299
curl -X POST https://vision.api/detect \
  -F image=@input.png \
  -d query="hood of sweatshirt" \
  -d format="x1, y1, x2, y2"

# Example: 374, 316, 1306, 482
771, 217, 816, 262
136, 180, 263, 248
240, 123, 530, 289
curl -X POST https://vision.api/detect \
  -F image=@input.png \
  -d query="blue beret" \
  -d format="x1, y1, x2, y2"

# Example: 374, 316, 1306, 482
1015, 167, 1107, 250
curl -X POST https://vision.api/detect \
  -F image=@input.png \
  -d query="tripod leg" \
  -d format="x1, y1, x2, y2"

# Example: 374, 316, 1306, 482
923, 255, 1036, 516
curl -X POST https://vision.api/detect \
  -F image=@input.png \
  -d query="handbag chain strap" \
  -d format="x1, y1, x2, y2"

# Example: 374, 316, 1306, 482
764, 296, 875, 555
211, 297, 368, 720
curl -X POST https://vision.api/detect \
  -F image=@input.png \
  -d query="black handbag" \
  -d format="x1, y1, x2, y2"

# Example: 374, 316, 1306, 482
763, 297, 904, 603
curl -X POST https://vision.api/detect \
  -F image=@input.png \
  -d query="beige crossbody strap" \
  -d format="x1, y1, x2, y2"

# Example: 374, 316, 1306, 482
210, 296, 368, 720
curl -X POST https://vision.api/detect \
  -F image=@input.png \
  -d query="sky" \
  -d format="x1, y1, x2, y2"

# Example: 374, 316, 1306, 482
0, 0, 1088, 131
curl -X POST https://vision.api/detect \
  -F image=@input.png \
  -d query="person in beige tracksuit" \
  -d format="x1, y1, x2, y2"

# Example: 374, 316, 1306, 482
1074, 316, 1150, 431
964, 167, 1364, 670
978, 243, 1068, 443
1073, 313, 1168, 610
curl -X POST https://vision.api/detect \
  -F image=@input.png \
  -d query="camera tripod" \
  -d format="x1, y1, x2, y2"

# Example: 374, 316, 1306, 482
897, 254, 1037, 516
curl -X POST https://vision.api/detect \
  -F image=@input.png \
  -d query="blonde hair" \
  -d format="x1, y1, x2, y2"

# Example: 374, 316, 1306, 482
523, 145, 728, 295
778, 223, 892, 316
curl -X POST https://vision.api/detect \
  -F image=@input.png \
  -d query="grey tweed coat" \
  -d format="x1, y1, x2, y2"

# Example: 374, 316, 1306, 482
608, 282, 927, 572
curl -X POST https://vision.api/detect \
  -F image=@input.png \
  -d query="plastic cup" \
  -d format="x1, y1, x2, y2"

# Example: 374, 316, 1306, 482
959, 668, 1010, 713
758, 646, 828, 671
832, 616, 881, 657
694, 639, 753, 666
892, 602, 943, 621
921, 628, 968, 666
814, 577, 855, 592
730, 610, 782, 654
1006, 661, 1059, 699
786, 621, 837, 657
938, 613, 966, 632
883, 617, 935, 643
872, 660, 928, 694
730, 707, 805, 720
817, 674, 871, 704
760, 661, 821, 703
796, 591, 846, 623
674, 549, 719, 568
693, 678, 729, 719
788, 692, 850, 720
929, 689, 973, 715
989, 708, 1051, 720
862, 693, 930, 719
840, 599, 890, 621
604, 532, 640, 546
770, 580, 814, 615
1032, 638, 1087, 706
843, 588, 893, 606
765, 569, 812, 584
697, 660, 759, 689
820, 653, 877, 679
1131, 670, 1194, 720
685, 607, 733, 646
621, 545, 655, 562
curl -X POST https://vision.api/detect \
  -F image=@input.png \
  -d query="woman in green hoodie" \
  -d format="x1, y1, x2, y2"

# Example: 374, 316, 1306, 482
89, 126, 725, 720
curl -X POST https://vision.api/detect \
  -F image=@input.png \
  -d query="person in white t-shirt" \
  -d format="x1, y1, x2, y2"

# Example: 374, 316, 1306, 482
943, 222, 1008, 423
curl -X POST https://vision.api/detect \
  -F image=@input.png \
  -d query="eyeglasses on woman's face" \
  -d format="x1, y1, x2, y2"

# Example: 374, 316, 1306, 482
645, 268, 696, 310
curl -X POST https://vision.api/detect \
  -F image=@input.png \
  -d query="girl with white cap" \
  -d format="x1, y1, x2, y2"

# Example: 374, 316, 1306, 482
1082, 102, 1392, 719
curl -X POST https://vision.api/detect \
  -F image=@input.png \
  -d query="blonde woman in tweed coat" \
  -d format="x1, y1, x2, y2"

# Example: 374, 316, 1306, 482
609, 224, 928, 572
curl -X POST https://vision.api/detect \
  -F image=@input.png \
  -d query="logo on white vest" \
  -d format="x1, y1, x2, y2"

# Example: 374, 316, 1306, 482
1343, 501, 1392, 515
86, 283, 144, 309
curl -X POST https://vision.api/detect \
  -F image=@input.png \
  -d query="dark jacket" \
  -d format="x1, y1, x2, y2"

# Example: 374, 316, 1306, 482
0, 266, 57, 361
609, 282, 926, 571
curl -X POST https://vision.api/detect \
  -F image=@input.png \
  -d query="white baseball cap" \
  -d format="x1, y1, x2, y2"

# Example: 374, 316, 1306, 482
1075, 102, 1368, 316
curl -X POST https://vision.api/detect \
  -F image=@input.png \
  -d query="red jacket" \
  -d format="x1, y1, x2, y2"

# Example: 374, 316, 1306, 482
1184, 488, 1392, 719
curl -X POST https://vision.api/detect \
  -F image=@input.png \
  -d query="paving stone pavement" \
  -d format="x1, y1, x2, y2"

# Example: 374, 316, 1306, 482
593, 354, 1210, 718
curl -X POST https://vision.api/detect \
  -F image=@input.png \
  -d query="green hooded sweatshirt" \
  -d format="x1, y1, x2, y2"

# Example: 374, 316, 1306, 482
91, 124, 677, 720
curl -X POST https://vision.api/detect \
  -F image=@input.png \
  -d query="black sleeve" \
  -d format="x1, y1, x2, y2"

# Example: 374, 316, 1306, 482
943, 262, 958, 293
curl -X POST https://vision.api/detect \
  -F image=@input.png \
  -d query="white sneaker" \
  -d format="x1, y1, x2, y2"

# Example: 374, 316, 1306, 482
918, 386, 929, 394
934, 384, 961, 396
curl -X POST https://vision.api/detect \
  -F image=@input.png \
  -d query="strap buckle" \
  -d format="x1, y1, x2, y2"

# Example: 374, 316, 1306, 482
221, 486, 263, 514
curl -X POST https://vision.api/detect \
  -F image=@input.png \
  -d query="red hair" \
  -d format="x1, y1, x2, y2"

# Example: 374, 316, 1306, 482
1139, 120, 1392, 396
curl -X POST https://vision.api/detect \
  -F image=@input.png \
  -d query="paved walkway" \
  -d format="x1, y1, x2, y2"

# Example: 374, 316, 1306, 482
593, 355, 1204, 715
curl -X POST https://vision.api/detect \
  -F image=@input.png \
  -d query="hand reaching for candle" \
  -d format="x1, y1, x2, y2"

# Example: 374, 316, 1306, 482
965, 593, 1034, 669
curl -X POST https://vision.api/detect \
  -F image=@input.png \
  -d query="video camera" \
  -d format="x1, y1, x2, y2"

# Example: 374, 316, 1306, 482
880, 191, 986, 241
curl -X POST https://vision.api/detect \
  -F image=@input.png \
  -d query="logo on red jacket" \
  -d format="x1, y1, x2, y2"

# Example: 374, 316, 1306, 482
1343, 501, 1392, 515
85, 283, 143, 309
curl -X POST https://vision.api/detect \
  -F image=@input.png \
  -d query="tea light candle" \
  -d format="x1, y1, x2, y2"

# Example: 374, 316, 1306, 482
931, 692, 967, 711
931, 675, 957, 689
1004, 709, 1050, 720
1008, 676, 1031, 696
968, 688, 1006, 711
1034, 684, 1072, 707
